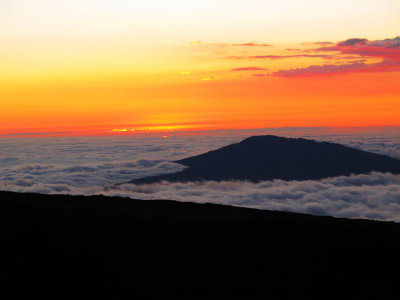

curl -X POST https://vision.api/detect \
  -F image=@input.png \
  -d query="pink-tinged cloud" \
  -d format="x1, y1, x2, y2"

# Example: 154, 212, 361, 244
370, 37, 400, 48
232, 67, 267, 71
338, 55, 363, 60
249, 54, 332, 60
286, 48, 314, 53
314, 46, 338, 52
273, 62, 370, 77
314, 41, 335, 46
301, 41, 335, 46
252, 73, 270, 77
316, 37, 400, 60
273, 60, 400, 77
274, 36, 400, 77
337, 38, 368, 46
232, 42, 273, 47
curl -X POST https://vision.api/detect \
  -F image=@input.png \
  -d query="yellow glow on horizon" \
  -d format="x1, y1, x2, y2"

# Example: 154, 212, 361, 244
107, 124, 203, 134
111, 129, 128, 132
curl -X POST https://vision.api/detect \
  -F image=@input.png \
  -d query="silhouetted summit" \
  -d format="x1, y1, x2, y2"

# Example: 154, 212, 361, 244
129, 135, 400, 184
2, 190, 400, 296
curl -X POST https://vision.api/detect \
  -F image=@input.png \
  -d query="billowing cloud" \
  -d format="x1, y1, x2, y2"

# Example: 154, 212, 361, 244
370, 37, 400, 48
337, 38, 368, 46
108, 172, 400, 222
0, 160, 186, 188
232, 67, 267, 71
317, 36, 400, 60
1, 129, 399, 221
3, 172, 399, 222
274, 36, 400, 77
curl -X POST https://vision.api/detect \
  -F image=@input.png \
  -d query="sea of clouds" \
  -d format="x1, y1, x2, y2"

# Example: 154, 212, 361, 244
1, 127, 399, 222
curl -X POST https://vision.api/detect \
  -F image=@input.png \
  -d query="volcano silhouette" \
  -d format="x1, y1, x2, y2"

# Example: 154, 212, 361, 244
129, 135, 400, 184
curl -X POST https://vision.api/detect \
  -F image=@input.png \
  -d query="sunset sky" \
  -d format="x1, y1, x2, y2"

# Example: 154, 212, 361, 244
1, 0, 400, 135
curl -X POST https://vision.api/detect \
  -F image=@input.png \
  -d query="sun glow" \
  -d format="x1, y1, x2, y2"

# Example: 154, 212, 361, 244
108, 124, 202, 134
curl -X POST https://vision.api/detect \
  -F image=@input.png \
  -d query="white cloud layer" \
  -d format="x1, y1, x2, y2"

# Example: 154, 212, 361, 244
0, 127, 399, 222
1, 171, 399, 222
0, 159, 186, 189
110, 172, 400, 221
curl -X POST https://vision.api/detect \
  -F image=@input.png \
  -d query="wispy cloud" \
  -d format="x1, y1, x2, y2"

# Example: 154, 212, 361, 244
273, 61, 370, 77
286, 48, 313, 52
231, 67, 267, 71
252, 73, 270, 77
314, 41, 335, 46
232, 42, 273, 47
202, 76, 219, 81
249, 54, 332, 60
301, 41, 335, 46
189, 41, 203, 45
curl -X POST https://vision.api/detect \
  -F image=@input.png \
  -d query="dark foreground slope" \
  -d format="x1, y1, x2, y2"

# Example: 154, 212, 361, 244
1, 191, 400, 298
130, 135, 400, 184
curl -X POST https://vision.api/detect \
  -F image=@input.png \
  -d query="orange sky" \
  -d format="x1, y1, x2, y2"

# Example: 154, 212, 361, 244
1, 0, 399, 136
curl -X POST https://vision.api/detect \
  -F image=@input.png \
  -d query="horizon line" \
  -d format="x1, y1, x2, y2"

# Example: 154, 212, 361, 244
1, 125, 400, 138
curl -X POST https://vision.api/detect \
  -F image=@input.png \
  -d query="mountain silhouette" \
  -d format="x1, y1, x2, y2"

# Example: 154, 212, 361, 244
129, 135, 400, 184
2, 190, 400, 296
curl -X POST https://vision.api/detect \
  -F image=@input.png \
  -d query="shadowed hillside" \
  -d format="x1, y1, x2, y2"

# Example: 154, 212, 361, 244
129, 135, 400, 184
1, 190, 400, 297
